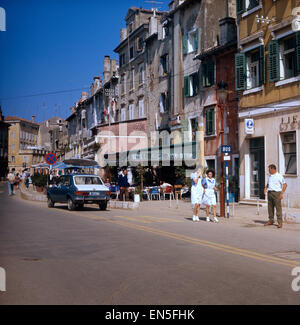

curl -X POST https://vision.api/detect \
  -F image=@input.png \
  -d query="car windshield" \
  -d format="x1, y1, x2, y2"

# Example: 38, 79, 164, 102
74, 176, 103, 185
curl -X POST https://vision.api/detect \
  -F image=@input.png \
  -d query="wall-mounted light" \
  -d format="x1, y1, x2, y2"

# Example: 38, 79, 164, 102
256, 15, 276, 25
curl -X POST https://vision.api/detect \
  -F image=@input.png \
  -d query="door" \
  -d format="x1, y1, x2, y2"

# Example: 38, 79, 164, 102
250, 137, 265, 199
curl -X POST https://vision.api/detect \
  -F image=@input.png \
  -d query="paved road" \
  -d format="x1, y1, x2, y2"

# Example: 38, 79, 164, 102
0, 182, 300, 305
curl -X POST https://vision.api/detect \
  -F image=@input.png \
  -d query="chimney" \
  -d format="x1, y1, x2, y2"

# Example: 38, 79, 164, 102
32, 115, 36, 123
120, 28, 127, 42
103, 56, 111, 85
81, 92, 87, 101
149, 16, 158, 35
219, 17, 237, 46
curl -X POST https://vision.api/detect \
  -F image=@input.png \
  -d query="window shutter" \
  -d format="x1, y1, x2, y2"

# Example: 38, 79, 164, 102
184, 76, 189, 97
207, 61, 215, 87
235, 53, 246, 91
295, 31, 300, 75
259, 45, 265, 85
183, 34, 188, 55
268, 40, 280, 82
236, 0, 245, 15
194, 28, 199, 51
202, 62, 207, 87
193, 73, 199, 96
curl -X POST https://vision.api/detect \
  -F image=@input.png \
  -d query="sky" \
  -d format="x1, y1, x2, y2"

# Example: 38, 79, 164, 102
0, 0, 169, 123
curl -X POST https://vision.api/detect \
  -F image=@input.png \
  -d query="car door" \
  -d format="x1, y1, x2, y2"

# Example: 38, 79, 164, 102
51, 176, 63, 202
60, 176, 71, 202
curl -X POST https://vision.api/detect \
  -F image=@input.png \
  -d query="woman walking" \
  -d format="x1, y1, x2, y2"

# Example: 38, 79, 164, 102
202, 170, 219, 223
190, 167, 204, 222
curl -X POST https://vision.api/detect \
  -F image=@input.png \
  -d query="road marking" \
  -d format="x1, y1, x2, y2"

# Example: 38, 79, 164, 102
63, 209, 300, 268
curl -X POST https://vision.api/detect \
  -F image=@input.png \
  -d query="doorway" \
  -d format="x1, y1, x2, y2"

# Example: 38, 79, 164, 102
249, 137, 265, 199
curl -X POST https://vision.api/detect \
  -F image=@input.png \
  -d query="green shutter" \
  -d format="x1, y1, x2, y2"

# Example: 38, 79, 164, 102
205, 109, 215, 136
184, 76, 189, 97
268, 40, 280, 82
296, 31, 300, 75
259, 45, 265, 85
235, 53, 246, 91
236, 0, 245, 15
202, 62, 207, 87
183, 34, 188, 55
194, 28, 199, 51
193, 72, 199, 96
207, 61, 215, 87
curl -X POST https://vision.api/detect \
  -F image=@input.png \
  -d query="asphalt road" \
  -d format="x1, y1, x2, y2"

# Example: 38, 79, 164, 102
0, 182, 300, 305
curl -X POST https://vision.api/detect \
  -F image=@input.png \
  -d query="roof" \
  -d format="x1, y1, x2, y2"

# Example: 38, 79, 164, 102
195, 40, 237, 60
4, 116, 39, 126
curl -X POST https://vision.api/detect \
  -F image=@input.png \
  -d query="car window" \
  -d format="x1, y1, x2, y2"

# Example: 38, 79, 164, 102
74, 176, 103, 185
56, 177, 63, 186
64, 176, 71, 186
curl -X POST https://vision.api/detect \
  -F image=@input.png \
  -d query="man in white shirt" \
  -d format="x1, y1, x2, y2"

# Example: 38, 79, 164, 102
264, 164, 287, 229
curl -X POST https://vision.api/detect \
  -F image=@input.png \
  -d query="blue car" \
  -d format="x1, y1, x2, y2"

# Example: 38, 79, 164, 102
47, 174, 110, 211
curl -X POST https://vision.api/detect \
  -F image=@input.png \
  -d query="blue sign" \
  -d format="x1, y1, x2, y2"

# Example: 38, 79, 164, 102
221, 145, 232, 154
45, 153, 57, 165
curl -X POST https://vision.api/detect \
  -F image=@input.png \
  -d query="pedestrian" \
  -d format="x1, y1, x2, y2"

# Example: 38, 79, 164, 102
7, 168, 15, 196
190, 167, 204, 222
14, 173, 21, 190
264, 164, 287, 229
118, 167, 130, 202
202, 169, 219, 223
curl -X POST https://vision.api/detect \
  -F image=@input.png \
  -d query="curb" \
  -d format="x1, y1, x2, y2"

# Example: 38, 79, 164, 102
108, 200, 139, 210
19, 184, 47, 202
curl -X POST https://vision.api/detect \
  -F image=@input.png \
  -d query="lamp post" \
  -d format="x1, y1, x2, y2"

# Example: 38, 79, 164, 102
216, 81, 228, 218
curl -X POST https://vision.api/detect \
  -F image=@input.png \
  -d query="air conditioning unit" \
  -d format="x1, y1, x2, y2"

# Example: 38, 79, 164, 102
283, 132, 296, 144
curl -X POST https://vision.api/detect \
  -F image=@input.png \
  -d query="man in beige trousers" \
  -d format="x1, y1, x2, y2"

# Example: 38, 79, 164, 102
264, 164, 287, 229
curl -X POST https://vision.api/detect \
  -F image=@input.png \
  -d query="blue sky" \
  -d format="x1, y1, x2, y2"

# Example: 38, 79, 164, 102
0, 0, 169, 122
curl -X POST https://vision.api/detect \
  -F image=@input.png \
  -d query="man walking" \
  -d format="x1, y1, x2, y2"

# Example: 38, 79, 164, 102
264, 164, 287, 229
118, 167, 130, 202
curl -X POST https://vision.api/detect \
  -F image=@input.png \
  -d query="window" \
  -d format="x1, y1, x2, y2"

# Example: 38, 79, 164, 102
119, 53, 126, 67
281, 132, 297, 175
205, 107, 215, 136
160, 54, 169, 76
128, 103, 134, 120
121, 74, 126, 94
206, 159, 215, 171
138, 64, 145, 84
236, 0, 260, 15
138, 98, 145, 118
129, 69, 134, 90
121, 107, 126, 121
136, 37, 144, 52
130, 46, 134, 60
159, 93, 169, 113
184, 73, 199, 97
269, 32, 300, 82
183, 28, 199, 55
11, 131, 15, 139
11, 156, 15, 163
246, 49, 260, 89
190, 118, 198, 142
11, 144, 15, 151
202, 61, 215, 87
235, 45, 265, 90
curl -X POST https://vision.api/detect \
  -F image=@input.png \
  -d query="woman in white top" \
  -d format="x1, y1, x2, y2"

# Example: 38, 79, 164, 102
190, 168, 205, 222
202, 169, 219, 223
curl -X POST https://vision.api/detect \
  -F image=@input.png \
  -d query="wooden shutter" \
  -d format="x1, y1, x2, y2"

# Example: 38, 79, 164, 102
236, 0, 245, 15
193, 72, 199, 96
202, 62, 207, 87
205, 109, 215, 136
182, 34, 188, 55
259, 45, 265, 85
235, 53, 246, 91
296, 31, 300, 75
268, 40, 280, 82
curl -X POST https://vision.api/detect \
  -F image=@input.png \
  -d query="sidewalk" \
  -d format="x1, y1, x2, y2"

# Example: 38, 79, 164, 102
136, 199, 300, 230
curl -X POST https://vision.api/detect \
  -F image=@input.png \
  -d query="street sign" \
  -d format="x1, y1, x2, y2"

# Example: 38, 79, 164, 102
245, 118, 254, 134
221, 145, 232, 154
45, 153, 57, 165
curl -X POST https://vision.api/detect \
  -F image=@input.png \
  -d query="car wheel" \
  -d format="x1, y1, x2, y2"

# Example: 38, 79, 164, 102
67, 198, 76, 211
47, 197, 55, 208
99, 201, 107, 211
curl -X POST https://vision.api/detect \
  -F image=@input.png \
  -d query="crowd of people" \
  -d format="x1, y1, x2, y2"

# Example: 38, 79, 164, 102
6, 168, 32, 196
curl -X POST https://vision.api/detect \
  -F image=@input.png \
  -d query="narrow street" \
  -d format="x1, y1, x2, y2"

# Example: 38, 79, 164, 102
0, 182, 299, 305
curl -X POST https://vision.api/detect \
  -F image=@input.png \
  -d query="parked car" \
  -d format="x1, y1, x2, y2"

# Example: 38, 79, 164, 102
47, 174, 110, 211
